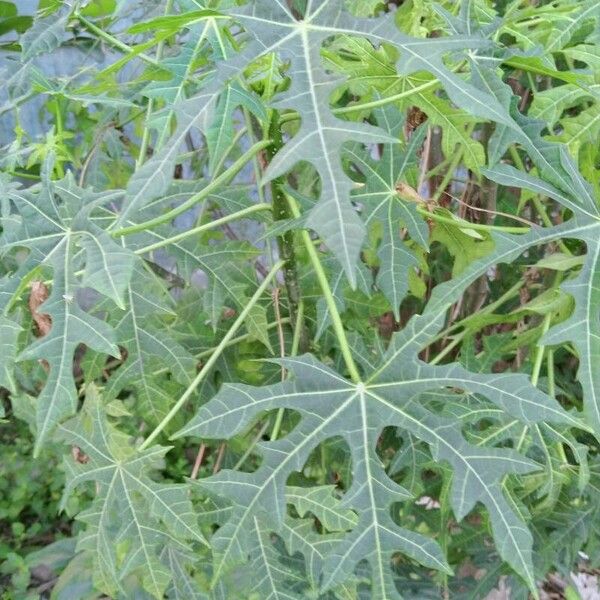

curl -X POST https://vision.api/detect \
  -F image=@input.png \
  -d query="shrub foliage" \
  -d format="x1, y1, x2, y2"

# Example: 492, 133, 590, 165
1, 0, 599, 598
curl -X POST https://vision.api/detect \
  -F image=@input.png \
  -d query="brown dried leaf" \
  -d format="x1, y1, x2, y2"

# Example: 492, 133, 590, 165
28, 281, 52, 337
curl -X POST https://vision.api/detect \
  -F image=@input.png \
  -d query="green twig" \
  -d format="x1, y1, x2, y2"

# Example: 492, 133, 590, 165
139, 259, 285, 450
430, 125, 475, 204
547, 349, 555, 398
270, 300, 305, 441
417, 207, 530, 234
75, 14, 160, 67
144, 318, 291, 381
233, 420, 271, 470
531, 312, 552, 387
509, 146, 572, 255
113, 140, 271, 237
133, 203, 271, 254
286, 193, 361, 383
332, 79, 440, 116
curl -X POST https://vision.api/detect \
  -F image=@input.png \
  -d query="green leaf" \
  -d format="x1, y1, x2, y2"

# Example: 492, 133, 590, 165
206, 82, 266, 174
430, 210, 495, 276
175, 312, 578, 595
102, 261, 197, 427
223, 0, 509, 284
3, 2, 600, 598
117, 88, 218, 225
285, 485, 358, 532
503, 55, 590, 87
529, 83, 600, 129
344, 0, 385, 17
543, 232, 600, 435
0, 314, 21, 393
19, 8, 66, 60
128, 9, 222, 34
556, 103, 600, 157
534, 253, 586, 272
141, 20, 216, 147
1, 169, 135, 451
544, 0, 600, 53
477, 65, 599, 219
346, 106, 428, 317
58, 386, 207, 599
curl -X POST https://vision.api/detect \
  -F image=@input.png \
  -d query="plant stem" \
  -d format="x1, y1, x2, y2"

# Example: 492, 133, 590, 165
531, 312, 552, 387
210, 126, 248, 177
430, 126, 474, 204
267, 112, 304, 335
136, 0, 173, 168
428, 280, 524, 349
416, 207, 530, 234
6, 170, 40, 181
233, 420, 271, 470
429, 330, 467, 365
332, 79, 440, 116
75, 14, 160, 67
141, 318, 292, 382
197, 319, 291, 359
286, 193, 361, 383
113, 139, 271, 237
139, 259, 285, 450
547, 349, 555, 398
212, 442, 226, 474
270, 300, 304, 441
190, 443, 206, 479
133, 203, 271, 254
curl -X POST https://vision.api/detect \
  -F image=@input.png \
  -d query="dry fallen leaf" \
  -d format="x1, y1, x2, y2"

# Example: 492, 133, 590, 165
28, 281, 52, 337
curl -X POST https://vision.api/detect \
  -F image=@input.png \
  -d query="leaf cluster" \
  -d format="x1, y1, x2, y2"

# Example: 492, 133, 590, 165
0, 0, 599, 598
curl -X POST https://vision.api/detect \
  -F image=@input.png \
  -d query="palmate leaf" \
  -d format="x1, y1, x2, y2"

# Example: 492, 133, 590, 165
58, 386, 207, 599
0, 168, 135, 452
429, 213, 494, 277
206, 82, 266, 173
244, 518, 308, 599
162, 547, 208, 600
175, 312, 580, 596
478, 162, 600, 436
141, 16, 215, 148
529, 83, 600, 130
113, 175, 271, 345
544, 0, 600, 54
140, 225, 268, 339
555, 103, 600, 158
346, 106, 428, 318
245, 513, 360, 599
324, 36, 486, 171
117, 87, 218, 225
476, 66, 599, 221
286, 485, 358, 532
219, 0, 517, 285
19, 6, 67, 60
102, 261, 197, 427
425, 67, 600, 440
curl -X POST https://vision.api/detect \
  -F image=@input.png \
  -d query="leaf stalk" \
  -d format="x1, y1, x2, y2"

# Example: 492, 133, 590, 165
139, 259, 285, 450
112, 139, 272, 237
286, 193, 362, 383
